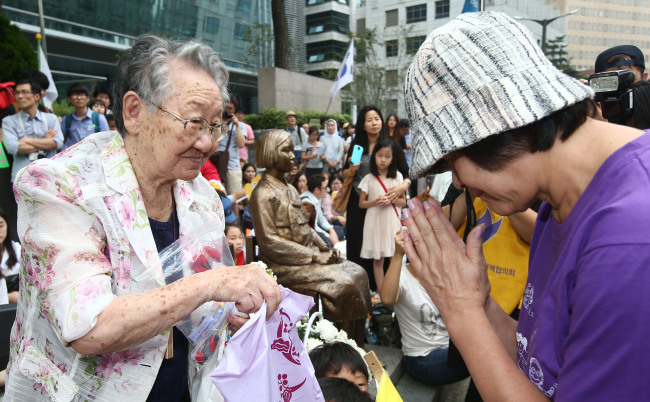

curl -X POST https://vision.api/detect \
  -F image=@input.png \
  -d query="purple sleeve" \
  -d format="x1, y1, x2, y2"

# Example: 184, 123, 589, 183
555, 244, 650, 400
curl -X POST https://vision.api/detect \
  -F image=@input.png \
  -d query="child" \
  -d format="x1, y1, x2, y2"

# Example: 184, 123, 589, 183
225, 224, 245, 265
302, 126, 326, 177
318, 377, 373, 402
309, 342, 369, 393
379, 231, 470, 386
358, 139, 406, 292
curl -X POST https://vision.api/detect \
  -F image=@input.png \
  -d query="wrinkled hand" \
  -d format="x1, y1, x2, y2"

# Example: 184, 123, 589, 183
401, 198, 491, 326
207, 264, 281, 320
314, 249, 339, 265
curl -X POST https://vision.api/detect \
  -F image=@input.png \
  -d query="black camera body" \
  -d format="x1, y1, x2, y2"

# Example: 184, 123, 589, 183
222, 112, 233, 120
589, 69, 635, 124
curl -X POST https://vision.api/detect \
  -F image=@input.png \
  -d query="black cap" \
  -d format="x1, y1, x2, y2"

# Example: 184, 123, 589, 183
595, 45, 645, 73
400, 118, 410, 128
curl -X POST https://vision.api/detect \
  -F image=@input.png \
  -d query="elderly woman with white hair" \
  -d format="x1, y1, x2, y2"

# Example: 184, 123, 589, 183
5, 35, 280, 401
401, 12, 650, 401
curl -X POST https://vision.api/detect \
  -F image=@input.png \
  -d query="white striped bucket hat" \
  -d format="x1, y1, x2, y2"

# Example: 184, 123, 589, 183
404, 11, 594, 178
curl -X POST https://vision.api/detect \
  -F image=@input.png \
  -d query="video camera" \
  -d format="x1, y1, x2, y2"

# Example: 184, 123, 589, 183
589, 69, 635, 124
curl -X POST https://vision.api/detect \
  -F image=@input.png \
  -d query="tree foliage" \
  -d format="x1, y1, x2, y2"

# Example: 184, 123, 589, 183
244, 108, 352, 130
545, 36, 582, 78
0, 14, 37, 83
338, 27, 414, 114
243, 23, 274, 68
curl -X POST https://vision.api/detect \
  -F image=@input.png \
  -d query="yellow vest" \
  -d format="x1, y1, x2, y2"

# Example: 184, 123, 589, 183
457, 197, 530, 314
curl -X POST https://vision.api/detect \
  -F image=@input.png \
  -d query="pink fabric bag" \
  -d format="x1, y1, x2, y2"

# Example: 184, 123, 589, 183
210, 286, 325, 402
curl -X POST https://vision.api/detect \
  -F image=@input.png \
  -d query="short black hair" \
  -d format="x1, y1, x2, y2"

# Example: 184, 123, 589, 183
309, 342, 369, 380
67, 82, 89, 97
93, 86, 112, 103
15, 78, 41, 95
19, 69, 49, 91
369, 138, 399, 179
318, 377, 373, 402
441, 99, 597, 173
307, 173, 325, 193
106, 114, 115, 124
235, 107, 246, 114
89, 98, 106, 111
309, 125, 319, 135
225, 223, 242, 236
320, 116, 329, 124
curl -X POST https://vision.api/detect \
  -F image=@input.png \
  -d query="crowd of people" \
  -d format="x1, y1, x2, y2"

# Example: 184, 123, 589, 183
1, 9, 650, 401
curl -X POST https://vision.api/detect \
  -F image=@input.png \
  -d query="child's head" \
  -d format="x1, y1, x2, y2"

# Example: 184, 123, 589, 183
90, 98, 106, 115
309, 126, 320, 141
106, 114, 116, 131
225, 224, 244, 255
309, 342, 369, 393
370, 138, 398, 178
318, 377, 373, 402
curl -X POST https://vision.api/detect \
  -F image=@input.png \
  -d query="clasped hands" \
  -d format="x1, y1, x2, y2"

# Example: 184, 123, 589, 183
401, 198, 491, 327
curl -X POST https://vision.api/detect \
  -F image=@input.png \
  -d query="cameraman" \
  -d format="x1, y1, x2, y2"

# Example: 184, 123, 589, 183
216, 100, 246, 194
590, 71, 650, 129
594, 45, 647, 83
1, 78, 62, 183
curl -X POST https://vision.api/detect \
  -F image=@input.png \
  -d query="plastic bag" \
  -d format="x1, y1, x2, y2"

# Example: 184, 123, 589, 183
210, 286, 325, 402
155, 220, 236, 365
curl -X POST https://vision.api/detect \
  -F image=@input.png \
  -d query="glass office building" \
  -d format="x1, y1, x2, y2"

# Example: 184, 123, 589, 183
2, 0, 271, 113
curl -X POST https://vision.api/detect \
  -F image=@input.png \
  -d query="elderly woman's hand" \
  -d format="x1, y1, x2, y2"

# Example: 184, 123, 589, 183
401, 198, 491, 328
208, 264, 281, 320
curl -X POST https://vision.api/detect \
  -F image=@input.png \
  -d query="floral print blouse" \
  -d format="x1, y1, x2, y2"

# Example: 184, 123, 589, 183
5, 132, 224, 401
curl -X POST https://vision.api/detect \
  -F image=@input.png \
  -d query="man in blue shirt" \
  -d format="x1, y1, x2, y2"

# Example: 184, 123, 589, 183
2, 78, 63, 181
62, 83, 109, 148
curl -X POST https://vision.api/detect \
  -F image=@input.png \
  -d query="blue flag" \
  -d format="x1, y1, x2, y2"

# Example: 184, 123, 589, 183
462, 0, 479, 13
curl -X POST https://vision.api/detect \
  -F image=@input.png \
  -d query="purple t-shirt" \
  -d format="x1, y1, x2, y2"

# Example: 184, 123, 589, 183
516, 131, 650, 400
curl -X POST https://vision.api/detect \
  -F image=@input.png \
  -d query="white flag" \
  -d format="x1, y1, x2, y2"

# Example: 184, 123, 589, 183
39, 46, 58, 110
330, 39, 354, 98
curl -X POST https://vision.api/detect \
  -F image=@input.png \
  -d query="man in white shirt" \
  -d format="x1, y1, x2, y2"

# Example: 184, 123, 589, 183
285, 111, 308, 164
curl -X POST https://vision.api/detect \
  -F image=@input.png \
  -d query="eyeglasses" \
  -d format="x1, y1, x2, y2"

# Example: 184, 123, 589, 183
70, 93, 88, 99
15, 90, 34, 96
155, 105, 229, 143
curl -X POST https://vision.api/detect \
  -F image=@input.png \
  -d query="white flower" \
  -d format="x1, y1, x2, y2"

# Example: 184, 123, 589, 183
315, 320, 340, 342
306, 338, 324, 351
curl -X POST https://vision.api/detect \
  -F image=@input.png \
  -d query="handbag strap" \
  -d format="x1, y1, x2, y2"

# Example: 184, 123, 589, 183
375, 175, 404, 225
225, 123, 234, 148
309, 141, 319, 156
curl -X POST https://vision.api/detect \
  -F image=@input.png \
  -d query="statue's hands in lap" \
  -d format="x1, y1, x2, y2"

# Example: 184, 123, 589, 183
314, 249, 340, 264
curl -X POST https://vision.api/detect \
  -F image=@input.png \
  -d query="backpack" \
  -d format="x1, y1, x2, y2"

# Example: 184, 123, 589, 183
370, 303, 402, 348
63, 111, 101, 142
0, 82, 16, 111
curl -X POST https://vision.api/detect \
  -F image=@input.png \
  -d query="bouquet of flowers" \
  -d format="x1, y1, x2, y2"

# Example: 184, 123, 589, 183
296, 313, 372, 380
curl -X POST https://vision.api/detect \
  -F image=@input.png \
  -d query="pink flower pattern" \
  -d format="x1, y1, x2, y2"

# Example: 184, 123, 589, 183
118, 201, 135, 228
94, 348, 145, 380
